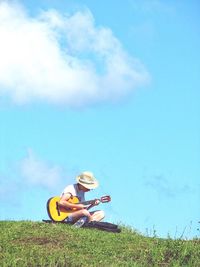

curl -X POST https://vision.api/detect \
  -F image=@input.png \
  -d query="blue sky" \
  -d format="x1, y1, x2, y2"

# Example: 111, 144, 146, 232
0, 0, 199, 239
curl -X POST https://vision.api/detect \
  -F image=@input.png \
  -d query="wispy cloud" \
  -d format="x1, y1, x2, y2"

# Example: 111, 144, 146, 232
0, 171, 24, 212
145, 174, 194, 198
128, 0, 174, 15
20, 149, 63, 189
0, 1, 150, 107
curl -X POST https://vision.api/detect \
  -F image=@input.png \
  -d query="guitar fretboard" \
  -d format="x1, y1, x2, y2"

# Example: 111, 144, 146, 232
81, 200, 96, 206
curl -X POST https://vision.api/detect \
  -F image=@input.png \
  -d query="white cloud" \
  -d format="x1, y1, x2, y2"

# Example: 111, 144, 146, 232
20, 149, 62, 189
0, 1, 150, 107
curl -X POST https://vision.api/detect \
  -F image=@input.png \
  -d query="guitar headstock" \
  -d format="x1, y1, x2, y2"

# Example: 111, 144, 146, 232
100, 195, 111, 203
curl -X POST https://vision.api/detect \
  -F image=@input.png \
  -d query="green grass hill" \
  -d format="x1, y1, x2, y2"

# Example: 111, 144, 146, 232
0, 221, 200, 266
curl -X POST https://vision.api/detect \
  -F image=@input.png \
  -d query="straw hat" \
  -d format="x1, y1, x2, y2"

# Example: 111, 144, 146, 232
76, 171, 99, 189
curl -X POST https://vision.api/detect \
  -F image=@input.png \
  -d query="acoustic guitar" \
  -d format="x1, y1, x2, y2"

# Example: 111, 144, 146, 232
46, 195, 111, 222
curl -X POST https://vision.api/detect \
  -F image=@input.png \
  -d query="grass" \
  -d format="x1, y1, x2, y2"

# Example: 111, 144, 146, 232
0, 221, 200, 266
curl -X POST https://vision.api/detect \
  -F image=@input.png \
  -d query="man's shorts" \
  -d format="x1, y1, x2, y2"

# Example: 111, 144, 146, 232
66, 215, 73, 223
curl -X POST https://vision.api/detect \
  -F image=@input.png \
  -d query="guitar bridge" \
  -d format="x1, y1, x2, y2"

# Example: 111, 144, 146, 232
56, 202, 60, 216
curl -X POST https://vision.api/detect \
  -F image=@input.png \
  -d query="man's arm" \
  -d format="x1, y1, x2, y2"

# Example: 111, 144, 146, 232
59, 193, 86, 210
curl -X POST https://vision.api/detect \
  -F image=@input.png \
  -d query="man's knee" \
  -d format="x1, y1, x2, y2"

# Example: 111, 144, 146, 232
91, 210, 105, 221
98, 210, 105, 220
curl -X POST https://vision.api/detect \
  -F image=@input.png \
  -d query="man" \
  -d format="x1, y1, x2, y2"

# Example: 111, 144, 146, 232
59, 171, 105, 226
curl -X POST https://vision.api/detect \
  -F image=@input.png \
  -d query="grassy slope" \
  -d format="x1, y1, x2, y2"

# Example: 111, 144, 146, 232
0, 221, 200, 267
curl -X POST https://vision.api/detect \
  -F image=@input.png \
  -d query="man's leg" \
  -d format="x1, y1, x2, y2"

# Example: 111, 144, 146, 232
69, 209, 92, 222
90, 210, 105, 222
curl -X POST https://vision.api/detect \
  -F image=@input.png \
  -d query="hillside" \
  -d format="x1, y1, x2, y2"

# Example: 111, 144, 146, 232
0, 221, 200, 266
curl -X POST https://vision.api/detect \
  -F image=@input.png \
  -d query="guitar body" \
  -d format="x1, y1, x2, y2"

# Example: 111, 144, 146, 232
47, 196, 79, 222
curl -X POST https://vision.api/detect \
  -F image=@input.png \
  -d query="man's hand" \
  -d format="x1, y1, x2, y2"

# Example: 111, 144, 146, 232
94, 199, 100, 206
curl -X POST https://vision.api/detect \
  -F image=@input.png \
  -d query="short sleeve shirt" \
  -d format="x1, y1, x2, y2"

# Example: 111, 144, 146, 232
61, 184, 85, 202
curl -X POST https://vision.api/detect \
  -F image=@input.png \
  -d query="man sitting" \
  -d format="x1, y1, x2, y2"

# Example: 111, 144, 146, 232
59, 171, 105, 226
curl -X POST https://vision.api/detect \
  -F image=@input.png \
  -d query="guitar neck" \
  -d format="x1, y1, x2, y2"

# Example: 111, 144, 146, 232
81, 199, 97, 206
80, 196, 110, 206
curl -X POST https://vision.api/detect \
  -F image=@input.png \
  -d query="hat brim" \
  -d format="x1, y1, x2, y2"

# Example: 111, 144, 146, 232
76, 176, 99, 189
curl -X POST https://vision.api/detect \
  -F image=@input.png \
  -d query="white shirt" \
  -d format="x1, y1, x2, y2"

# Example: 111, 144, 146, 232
61, 184, 85, 202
